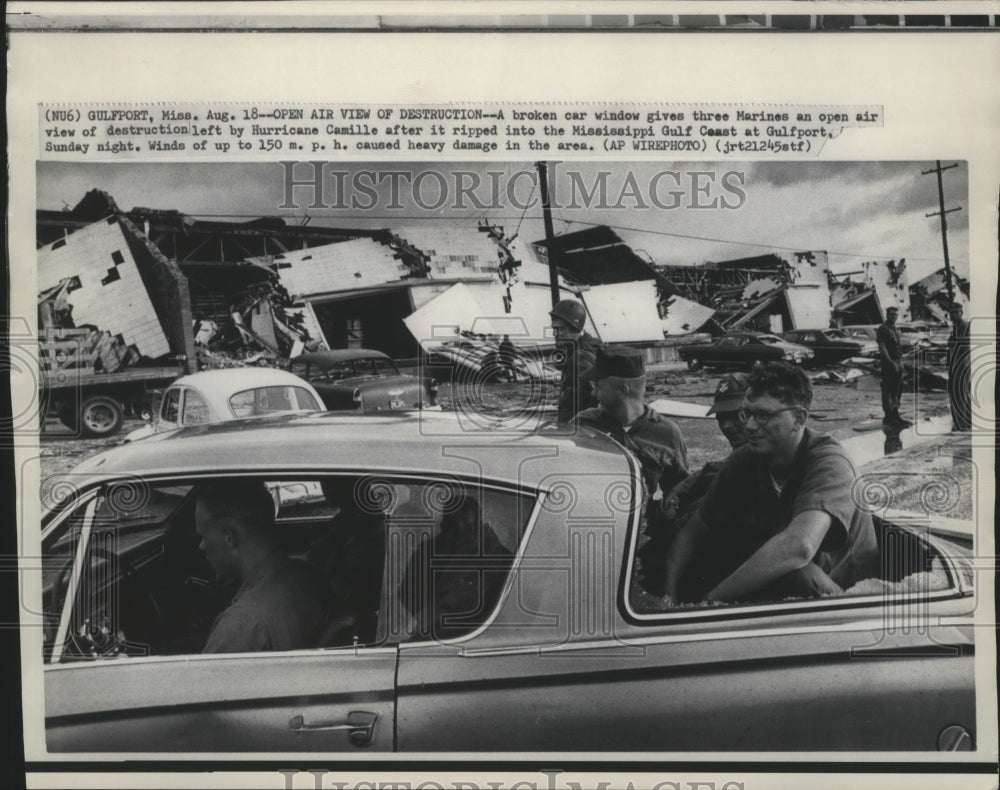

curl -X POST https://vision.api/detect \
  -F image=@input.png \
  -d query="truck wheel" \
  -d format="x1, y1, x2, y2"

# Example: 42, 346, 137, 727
686, 357, 703, 372
80, 396, 125, 438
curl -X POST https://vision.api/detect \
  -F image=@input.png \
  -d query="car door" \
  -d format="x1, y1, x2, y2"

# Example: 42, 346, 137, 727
396, 473, 977, 751
43, 478, 398, 753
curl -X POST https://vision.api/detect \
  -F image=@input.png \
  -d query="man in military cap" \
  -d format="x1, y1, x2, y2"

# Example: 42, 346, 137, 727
946, 302, 971, 432
639, 374, 751, 593
575, 346, 689, 562
549, 298, 601, 422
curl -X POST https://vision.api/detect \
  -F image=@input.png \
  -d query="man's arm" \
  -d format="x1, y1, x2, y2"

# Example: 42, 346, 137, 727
662, 510, 711, 600
705, 510, 833, 603
876, 326, 898, 369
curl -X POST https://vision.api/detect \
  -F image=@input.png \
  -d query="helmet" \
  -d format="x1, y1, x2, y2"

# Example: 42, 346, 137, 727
549, 299, 587, 332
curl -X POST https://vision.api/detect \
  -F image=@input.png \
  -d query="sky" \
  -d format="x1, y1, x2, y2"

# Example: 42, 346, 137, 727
37, 160, 969, 283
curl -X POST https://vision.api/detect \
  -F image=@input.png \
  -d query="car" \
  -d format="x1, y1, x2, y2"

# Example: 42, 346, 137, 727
124, 367, 324, 441
841, 323, 932, 353
678, 332, 814, 371
40, 411, 976, 752
290, 348, 437, 411
782, 328, 871, 364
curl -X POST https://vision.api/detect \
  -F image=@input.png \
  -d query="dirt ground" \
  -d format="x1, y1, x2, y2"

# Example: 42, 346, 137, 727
37, 363, 954, 481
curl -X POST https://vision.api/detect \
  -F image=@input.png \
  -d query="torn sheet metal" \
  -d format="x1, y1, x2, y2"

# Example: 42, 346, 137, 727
582, 281, 664, 342
37, 217, 171, 358
863, 259, 911, 321
263, 238, 411, 299
660, 294, 715, 336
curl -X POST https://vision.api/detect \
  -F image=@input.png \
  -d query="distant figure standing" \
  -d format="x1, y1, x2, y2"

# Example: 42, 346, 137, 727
549, 299, 601, 422
498, 334, 518, 382
876, 307, 911, 428
947, 303, 972, 432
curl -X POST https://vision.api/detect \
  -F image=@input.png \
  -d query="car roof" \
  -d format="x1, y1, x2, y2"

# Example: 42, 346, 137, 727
68, 410, 630, 489
171, 367, 313, 390
293, 349, 392, 365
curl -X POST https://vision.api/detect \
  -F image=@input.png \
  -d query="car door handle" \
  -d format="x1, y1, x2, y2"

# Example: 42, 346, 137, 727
289, 711, 378, 746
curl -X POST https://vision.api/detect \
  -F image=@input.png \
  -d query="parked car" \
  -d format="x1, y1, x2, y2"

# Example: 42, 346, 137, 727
678, 332, 814, 371
291, 349, 437, 410
781, 328, 871, 364
124, 367, 323, 441
41, 411, 975, 752
842, 323, 931, 353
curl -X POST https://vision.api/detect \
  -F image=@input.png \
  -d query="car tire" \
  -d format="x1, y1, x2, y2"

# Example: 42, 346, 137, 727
686, 358, 703, 372
79, 396, 125, 438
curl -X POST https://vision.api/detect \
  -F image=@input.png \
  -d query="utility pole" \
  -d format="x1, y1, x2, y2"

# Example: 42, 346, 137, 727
922, 161, 962, 309
537, 161, 561, 308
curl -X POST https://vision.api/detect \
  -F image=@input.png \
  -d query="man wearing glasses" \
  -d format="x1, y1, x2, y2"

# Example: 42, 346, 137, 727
662, 362, 879, 604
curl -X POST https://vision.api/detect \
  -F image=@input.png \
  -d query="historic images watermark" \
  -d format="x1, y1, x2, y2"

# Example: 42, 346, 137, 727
278, 162, 748, 213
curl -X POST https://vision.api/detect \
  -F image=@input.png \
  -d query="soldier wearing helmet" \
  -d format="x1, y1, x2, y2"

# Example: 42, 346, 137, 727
549, 298, 601, 422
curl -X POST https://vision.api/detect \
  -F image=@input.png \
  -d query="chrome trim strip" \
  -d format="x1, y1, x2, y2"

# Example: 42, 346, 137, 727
398, 492, 548, 649
50, 498, 96, 665
459, 611, 974, 657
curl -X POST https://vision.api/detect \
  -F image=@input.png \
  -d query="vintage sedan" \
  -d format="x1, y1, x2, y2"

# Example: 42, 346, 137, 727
291, 348, 437, 410
124, 367, 323, 441
678, 332, 814, 371
782, 328, 871, 364
39, 411, 977, 753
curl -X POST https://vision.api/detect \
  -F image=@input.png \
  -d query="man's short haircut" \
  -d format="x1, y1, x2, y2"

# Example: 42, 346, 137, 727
886, 307, 899, 314
197, 479, 276, 533
746, 362, 813, 410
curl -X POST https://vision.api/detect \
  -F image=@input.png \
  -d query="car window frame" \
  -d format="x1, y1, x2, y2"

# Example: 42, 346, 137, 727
160, 387, 181, 424
44, 470, 544, 666
619, 506, 967, 626
42, 493, 99, 665
179, 387, 212, 426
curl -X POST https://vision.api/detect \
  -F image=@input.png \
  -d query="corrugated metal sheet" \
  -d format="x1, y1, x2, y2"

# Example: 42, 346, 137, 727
265, 238, 410, 298
660, 294, 716, 336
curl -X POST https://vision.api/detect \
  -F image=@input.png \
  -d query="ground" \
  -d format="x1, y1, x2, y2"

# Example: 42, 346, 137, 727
37, 363, 966, 521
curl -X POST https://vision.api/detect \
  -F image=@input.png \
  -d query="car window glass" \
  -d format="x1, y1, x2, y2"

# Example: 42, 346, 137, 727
181, 389, 210, 425
43, 476, 532, 662
718, 337, 736, 346
161, 389, 180, 422
229, 386, 319, 417
373, 359, 399, 376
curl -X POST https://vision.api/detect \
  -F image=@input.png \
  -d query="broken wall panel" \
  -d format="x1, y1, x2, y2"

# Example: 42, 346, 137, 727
787, 250, 831, 287
394, 226, 503, 279
581, 281, 664, 342
785, 285, 832, 330
263, 238, 411, 298
660, 295, 716, 336
38, 217, 171, 359
863, 259, 911, 321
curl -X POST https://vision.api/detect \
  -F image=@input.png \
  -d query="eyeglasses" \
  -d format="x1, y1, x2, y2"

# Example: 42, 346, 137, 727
737, 406, 802, 426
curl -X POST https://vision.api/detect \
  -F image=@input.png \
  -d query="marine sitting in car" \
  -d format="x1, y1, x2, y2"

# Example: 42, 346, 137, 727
196, 479, 330, 653
663, 362, 880, 604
